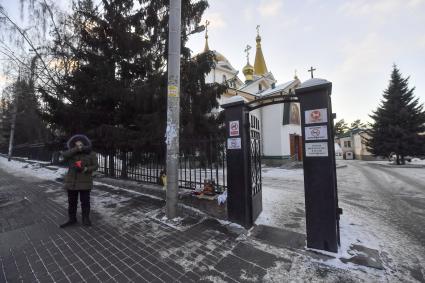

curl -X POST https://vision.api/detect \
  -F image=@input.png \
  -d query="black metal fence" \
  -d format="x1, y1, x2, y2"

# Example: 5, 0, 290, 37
1, 139, 227, 191
0, 143, 60, 163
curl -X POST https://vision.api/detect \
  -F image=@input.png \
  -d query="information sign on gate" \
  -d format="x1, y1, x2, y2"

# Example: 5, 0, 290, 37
305, 125, 328, 141
227, 137, 241, 149
305, 142, 329, 157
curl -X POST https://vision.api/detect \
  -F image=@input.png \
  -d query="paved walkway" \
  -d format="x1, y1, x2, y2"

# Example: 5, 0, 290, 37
1, 163, 409, 282
0, 168, 287, 282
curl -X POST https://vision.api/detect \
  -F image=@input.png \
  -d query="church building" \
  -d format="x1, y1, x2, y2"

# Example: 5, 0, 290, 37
202, 24, 303, 164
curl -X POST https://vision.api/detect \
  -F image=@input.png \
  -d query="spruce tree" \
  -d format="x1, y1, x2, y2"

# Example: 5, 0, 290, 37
367, 65, 425, 164
39, 0, 225, 150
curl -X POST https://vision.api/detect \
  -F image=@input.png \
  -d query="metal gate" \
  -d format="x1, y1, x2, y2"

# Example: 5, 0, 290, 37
249, 114, 262, 222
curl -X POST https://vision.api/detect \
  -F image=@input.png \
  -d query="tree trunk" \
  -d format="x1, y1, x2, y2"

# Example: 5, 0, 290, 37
396, 154, 400, 165
401, 155, 405, 165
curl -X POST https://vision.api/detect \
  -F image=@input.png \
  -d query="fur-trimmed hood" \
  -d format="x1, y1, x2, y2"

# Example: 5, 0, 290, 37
66, 134, 92, 150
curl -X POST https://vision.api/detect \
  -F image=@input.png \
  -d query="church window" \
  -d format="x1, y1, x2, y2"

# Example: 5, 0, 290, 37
222, 74, 227, 83
258, 84, 262, 91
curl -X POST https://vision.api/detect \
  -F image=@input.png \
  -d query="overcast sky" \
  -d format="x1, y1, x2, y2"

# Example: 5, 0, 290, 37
1, 0, 425, 124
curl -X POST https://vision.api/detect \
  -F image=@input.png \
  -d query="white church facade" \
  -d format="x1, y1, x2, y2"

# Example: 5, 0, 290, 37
202, 26, 303, 163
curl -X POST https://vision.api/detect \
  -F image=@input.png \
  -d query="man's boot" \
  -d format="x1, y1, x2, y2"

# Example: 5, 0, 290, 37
82, 216, 92, 227
59, 218, 77, 228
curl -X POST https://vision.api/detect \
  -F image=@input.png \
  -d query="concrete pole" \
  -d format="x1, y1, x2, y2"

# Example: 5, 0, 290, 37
8, 75, 20, 161
165, 0, 182, 219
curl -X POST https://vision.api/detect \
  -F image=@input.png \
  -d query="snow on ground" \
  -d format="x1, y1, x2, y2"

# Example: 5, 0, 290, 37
0, 156, 66, 180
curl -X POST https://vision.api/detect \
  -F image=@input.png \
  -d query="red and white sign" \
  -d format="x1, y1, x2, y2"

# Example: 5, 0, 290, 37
305, 125, 328, 141
305, 108, 328, 124
229, 120, 240, 136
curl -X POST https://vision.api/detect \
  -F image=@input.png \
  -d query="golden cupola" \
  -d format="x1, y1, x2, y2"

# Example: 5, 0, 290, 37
243, 45, 254, 82
254, 25, 268, 76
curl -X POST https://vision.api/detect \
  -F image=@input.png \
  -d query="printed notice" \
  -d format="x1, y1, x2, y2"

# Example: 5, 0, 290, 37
305, 108, 328, 124
227, 138, 241, 149
305, 142, 328, 157
167, 85, 179, 97
305, 125, 328, 141
229, 121, 240, 136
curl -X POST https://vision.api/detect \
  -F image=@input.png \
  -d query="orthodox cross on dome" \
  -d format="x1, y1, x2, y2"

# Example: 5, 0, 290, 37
256, 25, 260, 36
204, 20, 210, 52
308, 66, 316, 78
205, 20, 210, 38
244, 45, 252, 63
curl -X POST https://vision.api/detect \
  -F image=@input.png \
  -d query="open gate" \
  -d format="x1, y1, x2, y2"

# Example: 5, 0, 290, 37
250, 114, 262, 222
222, 78, 341, 253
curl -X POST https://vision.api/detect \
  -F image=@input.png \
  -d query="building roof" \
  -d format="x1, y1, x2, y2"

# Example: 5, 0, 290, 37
259, 79, 298, 97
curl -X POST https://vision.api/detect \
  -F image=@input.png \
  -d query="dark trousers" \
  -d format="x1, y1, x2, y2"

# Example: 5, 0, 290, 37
67, 190, 91, 220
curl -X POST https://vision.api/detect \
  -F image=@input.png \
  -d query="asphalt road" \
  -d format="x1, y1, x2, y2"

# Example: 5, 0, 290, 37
260, 160, 425, 282
347, 162, 425, 247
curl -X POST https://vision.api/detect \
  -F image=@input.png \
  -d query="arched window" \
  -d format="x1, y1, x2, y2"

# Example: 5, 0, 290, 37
222, 74, 227, 83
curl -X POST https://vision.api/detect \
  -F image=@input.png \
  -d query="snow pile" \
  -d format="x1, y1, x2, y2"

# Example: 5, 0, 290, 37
0, 156, 66, 180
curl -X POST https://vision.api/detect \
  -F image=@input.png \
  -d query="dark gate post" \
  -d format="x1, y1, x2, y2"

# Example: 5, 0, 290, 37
296, 78, 340, 252
222, 97, 253, 228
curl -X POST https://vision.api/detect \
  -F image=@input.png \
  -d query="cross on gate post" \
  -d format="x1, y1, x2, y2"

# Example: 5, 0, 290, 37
308, 66, 316, 78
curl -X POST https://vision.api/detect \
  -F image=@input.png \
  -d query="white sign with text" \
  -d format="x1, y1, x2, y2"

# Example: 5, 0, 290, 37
305, 142, 329, 157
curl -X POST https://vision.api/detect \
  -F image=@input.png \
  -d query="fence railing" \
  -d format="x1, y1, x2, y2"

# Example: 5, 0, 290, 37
1, 139, 227, 192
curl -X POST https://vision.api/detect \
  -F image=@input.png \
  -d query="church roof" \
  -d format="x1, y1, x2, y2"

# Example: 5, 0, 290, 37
259, 79, 299, 96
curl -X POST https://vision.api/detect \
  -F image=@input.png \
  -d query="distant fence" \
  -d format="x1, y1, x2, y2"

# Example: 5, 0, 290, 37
0, 139, 227, 192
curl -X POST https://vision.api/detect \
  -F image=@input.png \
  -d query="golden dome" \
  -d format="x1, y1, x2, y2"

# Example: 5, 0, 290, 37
243, 63, 254, 82
254, 27, 268, 76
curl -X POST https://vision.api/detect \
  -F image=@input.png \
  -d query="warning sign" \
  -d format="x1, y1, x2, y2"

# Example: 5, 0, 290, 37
229, 121, 240, 137
305, 142, 328, 157
305, 125, 328, 141
227, 138, 241, 150
305, 108, 328, 124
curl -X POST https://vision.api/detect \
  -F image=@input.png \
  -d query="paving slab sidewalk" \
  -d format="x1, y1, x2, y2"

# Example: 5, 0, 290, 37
0, 160, 396, 282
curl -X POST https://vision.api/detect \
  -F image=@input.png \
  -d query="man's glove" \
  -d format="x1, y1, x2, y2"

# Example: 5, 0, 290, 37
73, 160, 84, 172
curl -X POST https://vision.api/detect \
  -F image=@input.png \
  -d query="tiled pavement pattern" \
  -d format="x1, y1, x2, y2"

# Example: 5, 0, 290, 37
0, 169, 285, 282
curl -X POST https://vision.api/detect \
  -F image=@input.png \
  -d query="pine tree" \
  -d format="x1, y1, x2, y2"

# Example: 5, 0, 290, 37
367, 65, 425, 164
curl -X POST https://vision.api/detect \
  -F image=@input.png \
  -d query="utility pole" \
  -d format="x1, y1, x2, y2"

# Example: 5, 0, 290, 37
8, 70, 20, 161
165, 0, 182, 219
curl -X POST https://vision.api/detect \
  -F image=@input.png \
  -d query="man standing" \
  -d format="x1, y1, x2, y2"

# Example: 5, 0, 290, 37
60, 134, 98, 228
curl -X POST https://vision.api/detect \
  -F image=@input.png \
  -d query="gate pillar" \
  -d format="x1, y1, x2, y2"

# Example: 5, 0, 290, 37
296, 78, 340, 252
221, 97, 254, 228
